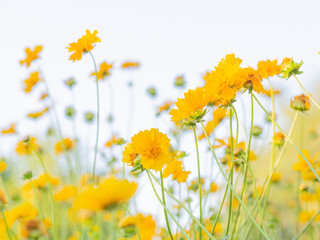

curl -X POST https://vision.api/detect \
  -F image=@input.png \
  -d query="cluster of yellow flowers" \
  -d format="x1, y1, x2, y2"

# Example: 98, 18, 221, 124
1, 28, 320, 240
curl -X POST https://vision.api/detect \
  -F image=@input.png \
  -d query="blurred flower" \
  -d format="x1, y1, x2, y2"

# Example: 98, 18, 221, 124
39, 92, 48, 101
147, 87, 157, 98
0, 189, 7, 206
174, 75, 186, 88
16, 136, 39, 155
55, 138, 76, 155
130, 128, 171, 171
67, 30, 101, 61
64, 78, 77, 89
169, 87, 209, 126
24, 71, 42, 93
163, 158, 190, 183
290, 94, 310, 111
271, 172, 282, 183
0, 161, 7, 173
74, 177, 137, 211
65, 106, 76, 119
199, 107, 227, 140
23, 173, 60, 191
273, 132, 285, 147
293, 150, 320, 181
20, 45, 43, 67
210, 182, 220, 193
91, 61, 113, 80
298, 210, 320, 223
27, 107, 49, 119
241, 67, 264, 94
121, 62, 140, 69
84, 112, 94, 123
54, 185, 77, 202
20, 219, 47, 239
157, 101, 173, 116
1, 123, 16, 135
252, 125, 263, 137
257, 59, 281, 79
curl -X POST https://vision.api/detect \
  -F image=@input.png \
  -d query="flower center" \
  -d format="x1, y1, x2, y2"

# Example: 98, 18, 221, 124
145, 145, 161, 159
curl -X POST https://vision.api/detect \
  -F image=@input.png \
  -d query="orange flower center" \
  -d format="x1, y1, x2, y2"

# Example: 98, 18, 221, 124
145, 145, 161, 159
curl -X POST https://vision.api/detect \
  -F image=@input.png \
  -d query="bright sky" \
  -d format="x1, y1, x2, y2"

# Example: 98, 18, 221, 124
1, 0, 320, 220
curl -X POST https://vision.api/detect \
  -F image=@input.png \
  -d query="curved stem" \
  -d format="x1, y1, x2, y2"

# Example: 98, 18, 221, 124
200, 122, 271, 240
293, 75, 320, 111
89, 51, 100, 182
192, 126, 203, 240
29, 179, 43, 220
253, 94, 320, 181
146, 170, 191, 240
1, 210, 12, 240
160, 170, 174, 240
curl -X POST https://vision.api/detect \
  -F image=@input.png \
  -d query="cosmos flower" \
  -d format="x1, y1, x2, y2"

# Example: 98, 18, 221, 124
20, 45, 43, 67
54, 138, 76, 155
67, 30, 101, 62
91, 61, 113, 81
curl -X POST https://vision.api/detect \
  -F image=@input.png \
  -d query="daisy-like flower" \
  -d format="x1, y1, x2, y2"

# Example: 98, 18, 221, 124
23, 71, 42, 93
240, 67, 264, 94
204, 54, 244, 106
27, 107, 49, 119
16, 136, 39, 155
0, 161, 7, 173
130, 128, 171, 171
23, 174, 60, 191
169, 87, 210, 126
20, 45, 43, 67
54, 185, 77, 202
91, 61, 113, 81
55, 137, 76, 155
162, 158, 191, 183
74, 177, 137, 211
67, 30, 101, 62
122, 143, 138, 167
257, 59, 281, 79
1, 123, 17, 135
121, 61, 140, 69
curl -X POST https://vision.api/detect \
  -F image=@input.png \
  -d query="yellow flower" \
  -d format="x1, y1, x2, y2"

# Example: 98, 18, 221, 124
300, 192, 317, 202
16, 136, 39, 155
5, 202, 38, 227
169, 87, 210, 125
20, 219, 46, 238
23, 173, 60, 191
105, 135, 118, 148
119, 214, 156, 240
0, 188, 7, 205
24, 71, 42, 93
54, 185, 77, 202
0, 162, 7, 173
298, 210, 320, 223
204, 54, 244, 106
91, 61, 113, 80
20, 45, 43, 67
131, 128, 171, 171
1, 123, 16, 135
122, 143, 138, 167
121, 62, 140, 69
290, 94, 310, 111
67, 30, 101, 62
39, 92, 48, 100
293, 150, 320, 173
74, 177, 137, 211
27, 107, 49, 119
257, 59, 281, 79
163, 158, 190, 183
240, 67, 264, 94
55, 137, 75, 155
157, 101, 173, 115
199, 107, 227, 140
281, 57, 292, 70
271, 172, 282, 182
210, 182, 220, 193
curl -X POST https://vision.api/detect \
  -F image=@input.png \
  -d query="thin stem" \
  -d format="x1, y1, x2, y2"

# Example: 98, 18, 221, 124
146, 170, 191, 240
29, 179, 43, 220
253, 94, 320, 181
293, 75, 320, 111
160, 170, 174, 240
200, 122, 271, 240
293, 209, 320, 240
1, 210, 12, 240
89, 51, 100, 182
192, 126, 202, 240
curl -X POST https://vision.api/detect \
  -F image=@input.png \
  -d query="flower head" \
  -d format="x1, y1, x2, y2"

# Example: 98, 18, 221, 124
0, 161, 7, 173
281, 60, 303, 79
27, 107, 49, 119
74, 177, 137, 211
257, 59, 281, 79
290, 94, 310, 111
67, 30, 101, 61
130, 128, 171, 171
240, 67, 264, 94
121, 62, 140, 69
162, 158, 191, 183
54, 185, 77, 202
20, 45, 43, 67
24, 72, 42, 93
169, 87, 209, 126
16, 136, 39, 155
91, 62, 113, 81
55, 138, 75, 155
1, 123, 16, 135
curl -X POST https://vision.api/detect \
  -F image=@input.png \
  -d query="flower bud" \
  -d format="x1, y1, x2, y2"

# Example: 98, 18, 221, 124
84, 112, 95, 123
290, 94, 310, 111
147, 87, 157, 98
174, 76, 186, 88
252, 126, 263, 137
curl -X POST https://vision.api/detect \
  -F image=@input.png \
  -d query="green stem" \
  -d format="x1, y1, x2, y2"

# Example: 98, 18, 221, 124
29, 179, 43, 220
200, 122, 271, 240
160, 170, 174, 240
1, 210, 12, 240
293, 209, 320, 240
293, 75, 320, 111
253, 94, 320, 181
89, 51, 100, 182
146, 170, 191, 240
192, 126, 203, 240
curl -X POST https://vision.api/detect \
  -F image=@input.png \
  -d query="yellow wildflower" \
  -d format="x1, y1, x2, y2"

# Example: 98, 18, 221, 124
0, 162, 7, 173
23, 173, 60, 191
257, 59, 281, 79
74, 177, 137, 211
122, 62, 140, 69
162, 158, 191, 183
24, 71, 42, 93
67, 30, 101, 61
1, 123, 17, 135
55, 137, 75, 155
16, 136, 39, 155
157, 101, 173, 115
199, 107, 227, 140
298, 210, 320, 223
27, 107, 49, 119
130, 128, 171, 171
122, 143, 138, 167
54, 185, 77, 202
20, 45, 43, 67
210, 182, 220, 193
91, 61, 113, 80
0, 188, 7, 206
